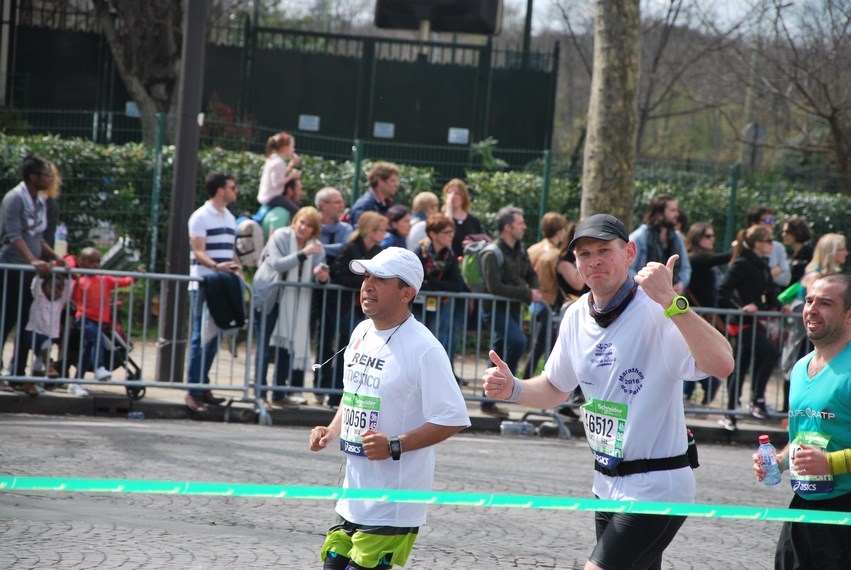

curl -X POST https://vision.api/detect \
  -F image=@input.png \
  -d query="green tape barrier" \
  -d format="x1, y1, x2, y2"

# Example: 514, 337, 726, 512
1, 476, 848, 526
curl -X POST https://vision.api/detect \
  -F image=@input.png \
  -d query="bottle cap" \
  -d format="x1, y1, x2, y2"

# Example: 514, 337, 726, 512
758, 434, 770, 444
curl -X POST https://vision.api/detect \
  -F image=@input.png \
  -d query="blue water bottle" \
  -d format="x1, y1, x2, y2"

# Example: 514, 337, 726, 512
758, 434, 782, 486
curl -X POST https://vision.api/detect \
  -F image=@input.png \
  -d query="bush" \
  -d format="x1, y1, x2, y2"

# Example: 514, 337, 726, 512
3, 133, 848, 272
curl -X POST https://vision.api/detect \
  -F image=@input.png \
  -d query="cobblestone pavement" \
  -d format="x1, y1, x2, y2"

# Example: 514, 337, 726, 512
0, 415, 791, 569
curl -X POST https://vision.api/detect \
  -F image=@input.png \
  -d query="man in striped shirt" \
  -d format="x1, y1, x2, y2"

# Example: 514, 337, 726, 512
185, 172, 241, 413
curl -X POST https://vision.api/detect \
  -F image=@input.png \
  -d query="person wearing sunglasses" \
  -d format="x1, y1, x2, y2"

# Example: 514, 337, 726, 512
746, 205, 791, 289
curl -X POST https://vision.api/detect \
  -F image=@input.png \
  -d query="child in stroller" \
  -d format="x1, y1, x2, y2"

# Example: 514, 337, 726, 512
63, 248, 145, 399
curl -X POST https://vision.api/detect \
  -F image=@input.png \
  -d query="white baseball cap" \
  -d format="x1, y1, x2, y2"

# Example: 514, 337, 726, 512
349, 247, 424, 294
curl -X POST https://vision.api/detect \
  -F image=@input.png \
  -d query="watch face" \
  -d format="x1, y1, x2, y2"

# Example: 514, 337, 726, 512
676, 297, 688, 310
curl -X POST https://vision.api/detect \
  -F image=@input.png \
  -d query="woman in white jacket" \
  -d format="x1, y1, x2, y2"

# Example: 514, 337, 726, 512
252, 206, 329, 406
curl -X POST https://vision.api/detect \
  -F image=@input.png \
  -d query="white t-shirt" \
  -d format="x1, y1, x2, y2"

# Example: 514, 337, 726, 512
543, 287, 707, 503
187, 201, 236, 290
336, 315, 471, 527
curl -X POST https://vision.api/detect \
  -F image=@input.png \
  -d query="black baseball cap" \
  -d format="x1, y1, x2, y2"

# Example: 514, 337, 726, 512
568, 214, 630, 250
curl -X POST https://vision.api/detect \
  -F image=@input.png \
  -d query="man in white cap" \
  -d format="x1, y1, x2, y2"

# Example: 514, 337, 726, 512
483, 214, 734, 570
309, 246, 471, 569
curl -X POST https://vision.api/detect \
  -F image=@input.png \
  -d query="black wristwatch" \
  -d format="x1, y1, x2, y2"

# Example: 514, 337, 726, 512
389, 436, 402, 461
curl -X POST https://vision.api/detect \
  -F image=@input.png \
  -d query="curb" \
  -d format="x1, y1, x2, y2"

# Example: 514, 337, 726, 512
0, 391, 787, 447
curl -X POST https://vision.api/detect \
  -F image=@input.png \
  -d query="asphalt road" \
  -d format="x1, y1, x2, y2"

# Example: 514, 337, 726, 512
0, 415, 792, 569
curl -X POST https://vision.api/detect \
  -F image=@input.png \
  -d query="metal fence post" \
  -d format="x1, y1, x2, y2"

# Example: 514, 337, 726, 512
537, 149, 552, 241
351, 138, 363, 203
149, 112, 166, 273
724, 163, 740, 248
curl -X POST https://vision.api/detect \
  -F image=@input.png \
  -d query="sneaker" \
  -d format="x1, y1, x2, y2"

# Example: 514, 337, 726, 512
95, 367, 112, 381
67, 383, 90, 397
480, 404, 510, 419
750, 401, 769, 420
287, 393, 308, 405
718, 416, 738, 432
185, 394, 208, 413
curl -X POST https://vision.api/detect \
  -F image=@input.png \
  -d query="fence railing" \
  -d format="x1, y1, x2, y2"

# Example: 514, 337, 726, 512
2, 263, 802, 428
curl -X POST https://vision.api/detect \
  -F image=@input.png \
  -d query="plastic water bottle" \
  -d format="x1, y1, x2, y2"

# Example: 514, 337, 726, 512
54, 222, 68, 256
500, 420, 536, 437
127, 411, 145, 420
757, 434, 782, 486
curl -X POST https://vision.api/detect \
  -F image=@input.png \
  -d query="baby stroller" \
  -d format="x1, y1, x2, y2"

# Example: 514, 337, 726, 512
61, 318, 145, 400
58, 253, 145, 400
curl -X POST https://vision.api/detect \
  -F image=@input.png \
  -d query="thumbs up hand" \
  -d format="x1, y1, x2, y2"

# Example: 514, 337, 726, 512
634, 254, 679, 308
483, 350, 518, 401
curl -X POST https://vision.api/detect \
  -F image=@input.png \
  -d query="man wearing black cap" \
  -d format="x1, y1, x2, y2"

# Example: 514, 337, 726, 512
483, 213, 734, 570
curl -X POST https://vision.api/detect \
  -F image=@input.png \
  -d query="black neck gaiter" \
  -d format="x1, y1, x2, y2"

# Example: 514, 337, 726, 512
588, 277, 638, 328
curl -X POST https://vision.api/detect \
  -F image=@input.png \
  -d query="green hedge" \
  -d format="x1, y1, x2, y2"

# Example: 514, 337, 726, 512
2, 134, 848, 274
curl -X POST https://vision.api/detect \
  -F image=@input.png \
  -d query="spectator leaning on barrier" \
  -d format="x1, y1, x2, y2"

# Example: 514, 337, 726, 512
184, 172, 241, 414
480, 205, 541, 419
753, 274, 851, 569
717, 225, 791, 430
309, 247, 470, 570
416, 213, 466, 382
348, 161, 399, 226
483, 213, 734, 570
252, 206, 329, 408
0, 155, 67, 391
312, 187, 353, 406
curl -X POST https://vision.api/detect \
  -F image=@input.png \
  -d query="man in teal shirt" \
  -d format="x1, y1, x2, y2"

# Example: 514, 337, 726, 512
753, 274, 851, 569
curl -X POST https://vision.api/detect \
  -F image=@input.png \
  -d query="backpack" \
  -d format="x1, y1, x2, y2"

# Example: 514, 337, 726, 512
235, 217, 264, 267
461, 240, 504, 292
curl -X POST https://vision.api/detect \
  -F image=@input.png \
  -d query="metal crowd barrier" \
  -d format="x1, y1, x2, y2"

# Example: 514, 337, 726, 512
2, 262, 800, 428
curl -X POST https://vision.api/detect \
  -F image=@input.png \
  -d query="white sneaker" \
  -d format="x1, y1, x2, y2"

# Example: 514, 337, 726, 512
68, 383, 90, 397
288, 392, 308, 405
95, 367, 112, 381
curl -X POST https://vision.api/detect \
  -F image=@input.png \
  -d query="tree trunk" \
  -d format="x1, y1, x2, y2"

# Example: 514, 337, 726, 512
581, 0, 640, 227
92, 0, 183, 145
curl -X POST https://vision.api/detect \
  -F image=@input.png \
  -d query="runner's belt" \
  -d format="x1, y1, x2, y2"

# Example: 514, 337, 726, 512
594, 453, 690, 477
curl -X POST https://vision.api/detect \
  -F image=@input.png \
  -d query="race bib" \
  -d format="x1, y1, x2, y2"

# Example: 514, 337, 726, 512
789, 432, 834, 495
581, 398, 628, 470
339, 392, 381, 456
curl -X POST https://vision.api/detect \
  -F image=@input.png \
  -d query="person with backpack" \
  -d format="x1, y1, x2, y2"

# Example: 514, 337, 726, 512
480, 206, 541, 418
